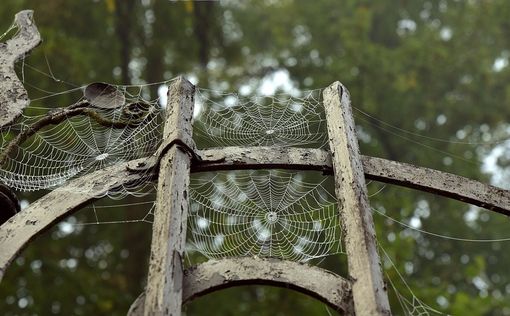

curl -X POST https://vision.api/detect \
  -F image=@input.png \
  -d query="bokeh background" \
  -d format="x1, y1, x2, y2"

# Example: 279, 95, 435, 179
2, 0, 510, 315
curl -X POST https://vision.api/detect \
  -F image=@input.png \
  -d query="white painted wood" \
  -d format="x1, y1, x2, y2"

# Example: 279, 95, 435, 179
0, 10, 41, 129
143, 77, 194, 316
128, 257, 355, 316
323, 82, 391, 316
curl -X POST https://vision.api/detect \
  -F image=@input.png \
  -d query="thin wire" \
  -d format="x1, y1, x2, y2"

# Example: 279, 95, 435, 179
92, 203, 99, 224
73, 219, 149, 226
379, 242, 444, 315
354, 105, 507, 146
369, 184, 387, 197
374, 207, 510, 242
355, 114, 480, 166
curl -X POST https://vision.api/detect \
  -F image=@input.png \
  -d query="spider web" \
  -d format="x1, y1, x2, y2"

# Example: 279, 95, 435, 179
0, 83, 168, 196
187, 169, 342, 262
379, 243, 444, 316
193, 88, 329, 149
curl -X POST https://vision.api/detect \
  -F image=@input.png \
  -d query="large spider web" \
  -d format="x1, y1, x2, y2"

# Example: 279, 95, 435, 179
0, 83, 167, 195
187, 169, 342, 262
193, 88, 329, 149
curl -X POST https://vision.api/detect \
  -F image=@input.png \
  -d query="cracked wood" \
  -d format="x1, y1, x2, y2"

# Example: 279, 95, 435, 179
323, 82, 391, 316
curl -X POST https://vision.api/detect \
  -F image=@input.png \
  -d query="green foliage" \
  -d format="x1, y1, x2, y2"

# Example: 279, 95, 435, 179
2, 0, 510, 315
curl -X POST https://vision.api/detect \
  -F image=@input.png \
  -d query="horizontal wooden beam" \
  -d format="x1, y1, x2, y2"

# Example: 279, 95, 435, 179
2, 147, 509, 283
194, 146, 331, 173
362, 156, 510, 215
127, 257, 354, 315
197, 147, 510, 216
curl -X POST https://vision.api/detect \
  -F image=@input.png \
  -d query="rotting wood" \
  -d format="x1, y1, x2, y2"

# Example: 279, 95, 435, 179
143, 77, 194, 316
0, 157, 151, 282
3, 148, 510, 285
127, 257, 354, 316
0, 10, 41, 129
323, 82, 391, 316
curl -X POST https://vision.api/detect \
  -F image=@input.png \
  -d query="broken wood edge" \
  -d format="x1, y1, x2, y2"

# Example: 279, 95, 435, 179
127, 257, 354, 316
1, 147, 509, 283
0, 10, 42, 129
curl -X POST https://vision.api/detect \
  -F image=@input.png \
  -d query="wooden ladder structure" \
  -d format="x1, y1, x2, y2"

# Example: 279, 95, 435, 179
131, 77, 390, 315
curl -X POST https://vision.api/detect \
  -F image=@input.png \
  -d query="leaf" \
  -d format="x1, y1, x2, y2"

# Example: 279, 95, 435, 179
84, 82, 125, 109
122, 101, 152, 119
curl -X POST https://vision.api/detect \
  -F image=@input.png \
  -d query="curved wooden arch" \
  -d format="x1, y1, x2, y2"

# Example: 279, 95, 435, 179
126, 257, 354, 315
0, 158, 152, 281
2, 146, 510, 281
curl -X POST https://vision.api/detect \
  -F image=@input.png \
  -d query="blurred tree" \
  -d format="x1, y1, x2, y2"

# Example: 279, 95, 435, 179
2, 0, 510, 315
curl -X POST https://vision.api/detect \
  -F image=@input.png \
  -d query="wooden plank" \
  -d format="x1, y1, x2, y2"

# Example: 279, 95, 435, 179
194, 146, 331, 173
362, 156, 510, 216
0, 10, 41, 129
143, 77, 194, 316
128, 257, 355, 316
323, 82, 391, 315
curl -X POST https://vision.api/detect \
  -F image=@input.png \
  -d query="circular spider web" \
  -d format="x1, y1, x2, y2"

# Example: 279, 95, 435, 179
193, 88, 328, 149
0, 83, 165, 195
188, 170, 342, 262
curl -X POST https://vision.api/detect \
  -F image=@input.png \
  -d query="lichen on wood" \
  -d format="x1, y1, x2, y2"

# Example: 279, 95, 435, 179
0, 10, 41, 129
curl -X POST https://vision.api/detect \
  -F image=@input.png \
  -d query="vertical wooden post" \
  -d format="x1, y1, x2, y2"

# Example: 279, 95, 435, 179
323, 82, 391, 316
144, 77, 194, 316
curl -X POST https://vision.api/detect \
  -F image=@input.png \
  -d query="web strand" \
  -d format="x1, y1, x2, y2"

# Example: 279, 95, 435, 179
187, 170, 342, 262
0, 82, 168, 196
193, 88, 329, 149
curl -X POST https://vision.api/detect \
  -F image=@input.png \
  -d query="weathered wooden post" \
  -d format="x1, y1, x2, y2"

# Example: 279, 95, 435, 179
323, 82, 391, 315
143, 77, 195, 316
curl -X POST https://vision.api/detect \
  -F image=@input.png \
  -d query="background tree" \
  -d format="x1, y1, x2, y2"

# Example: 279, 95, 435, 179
1, 0, 510, 315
